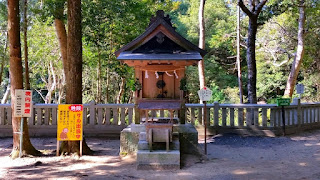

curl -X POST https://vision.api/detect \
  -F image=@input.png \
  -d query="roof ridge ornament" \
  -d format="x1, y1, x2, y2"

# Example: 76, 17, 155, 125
148, 10, 173, 28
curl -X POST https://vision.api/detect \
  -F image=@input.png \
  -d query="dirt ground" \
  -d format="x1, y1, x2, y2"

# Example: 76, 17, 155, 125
1, 130, 320, 180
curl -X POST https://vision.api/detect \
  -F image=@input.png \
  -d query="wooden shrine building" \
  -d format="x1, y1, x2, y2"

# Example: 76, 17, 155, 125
115, 10, 207, 123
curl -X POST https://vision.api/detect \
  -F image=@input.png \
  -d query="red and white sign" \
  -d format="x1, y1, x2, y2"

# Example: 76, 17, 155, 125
14, 90, 32, 117
198, 87, 212, 101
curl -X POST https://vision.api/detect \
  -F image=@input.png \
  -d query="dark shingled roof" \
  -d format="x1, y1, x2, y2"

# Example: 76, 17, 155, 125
115, 10, 207, 60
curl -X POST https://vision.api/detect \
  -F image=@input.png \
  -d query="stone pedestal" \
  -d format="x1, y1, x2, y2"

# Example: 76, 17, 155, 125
120, 123, 199, 156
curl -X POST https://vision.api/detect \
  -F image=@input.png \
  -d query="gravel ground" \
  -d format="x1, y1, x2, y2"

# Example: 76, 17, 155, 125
1, 130, 320, 180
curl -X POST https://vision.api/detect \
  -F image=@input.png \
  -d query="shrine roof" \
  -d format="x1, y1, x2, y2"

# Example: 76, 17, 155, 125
117, 51, 202, 60
115, 10, 207, 61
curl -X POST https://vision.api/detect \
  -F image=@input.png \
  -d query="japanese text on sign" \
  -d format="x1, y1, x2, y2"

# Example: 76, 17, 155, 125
57, 104, 83, 141
198, 87, 212, 101
276, 98, 291, 106
296, 84, 304, 94
14, 90, 32, 117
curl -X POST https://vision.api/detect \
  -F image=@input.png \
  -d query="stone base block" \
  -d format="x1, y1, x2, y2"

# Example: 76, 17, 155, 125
137, 150, 180, 170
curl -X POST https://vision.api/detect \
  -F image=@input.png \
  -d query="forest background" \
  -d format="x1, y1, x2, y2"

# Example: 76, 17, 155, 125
0, 0, 319, 105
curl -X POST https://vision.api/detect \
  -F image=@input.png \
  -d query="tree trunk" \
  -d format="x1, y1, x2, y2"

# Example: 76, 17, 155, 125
198, 0, 206, 89
8, 0, 39, 159
23, 0, 30, 89
0, 32, 8, 85
284, 0, 305, 98
238, 0, 268, 104
236, 4, 244, 104
97, 47, 101, 103
1, 81, 10, 104
246, 17, 258, 104
60, 0, 92, 155
53, 1, 67, 104
54, 20, 68, 77
116, 77, 125, 104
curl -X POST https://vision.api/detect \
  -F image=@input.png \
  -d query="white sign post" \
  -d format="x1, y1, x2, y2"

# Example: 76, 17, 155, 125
198, 87, 213, 101
197, 87, 212, 155
296, 84, 304, 99
14, 90, 32, 158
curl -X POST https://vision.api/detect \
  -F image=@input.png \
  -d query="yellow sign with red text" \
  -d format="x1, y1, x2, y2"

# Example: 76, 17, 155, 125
57, 104, 83, 141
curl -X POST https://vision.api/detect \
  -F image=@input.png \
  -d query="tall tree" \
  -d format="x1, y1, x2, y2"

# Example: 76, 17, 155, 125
236, 3, 243, 104
284, 0, 306, 97
60, 0, 92, 155
52, 0, 68, 76
238, 0, 268, 104
8, 0, 39, 158
23, 0, 30, 89
198, 0, 206, 89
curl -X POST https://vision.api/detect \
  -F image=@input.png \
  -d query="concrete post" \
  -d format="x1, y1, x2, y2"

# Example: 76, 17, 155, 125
297, 98, 302, 128
214, 101, 219, 126
89, 100, 95, 125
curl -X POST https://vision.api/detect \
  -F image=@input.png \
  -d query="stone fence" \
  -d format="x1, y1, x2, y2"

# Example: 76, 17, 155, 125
0, 99, 319, 137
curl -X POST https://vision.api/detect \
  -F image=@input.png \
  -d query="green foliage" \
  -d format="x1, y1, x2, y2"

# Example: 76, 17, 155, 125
1, 0, 320, 104
256, 0, 320, 102
173, 0, 243, 103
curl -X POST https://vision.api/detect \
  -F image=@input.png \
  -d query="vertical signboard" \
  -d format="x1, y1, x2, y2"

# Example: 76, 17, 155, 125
197, 87, 212, 101
57, 104, 83, 141
14, 90, 32, 117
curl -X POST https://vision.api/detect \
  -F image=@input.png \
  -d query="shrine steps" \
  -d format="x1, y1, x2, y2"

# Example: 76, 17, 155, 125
137, 150, 180, 170
136, 131, 181, 170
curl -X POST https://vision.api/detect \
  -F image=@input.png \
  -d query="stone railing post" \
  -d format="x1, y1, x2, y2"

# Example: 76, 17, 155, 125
89, 100, 96, 125
296, 99, 302, 128
214, 101, 219, 126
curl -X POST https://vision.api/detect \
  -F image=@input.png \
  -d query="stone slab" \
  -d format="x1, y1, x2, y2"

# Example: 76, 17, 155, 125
137, 150, 180, 169
137, 163, 180, 170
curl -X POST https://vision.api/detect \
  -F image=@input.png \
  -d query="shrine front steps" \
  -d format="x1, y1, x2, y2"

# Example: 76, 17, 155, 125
137, 131, 181, 170
137, 150, 180, 170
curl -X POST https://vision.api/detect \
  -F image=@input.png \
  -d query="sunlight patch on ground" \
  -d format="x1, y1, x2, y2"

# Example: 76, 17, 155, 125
232, 169, 252, 175
176, 172, 192, 176
299, 162, 308, 167
304, 143, 320, 147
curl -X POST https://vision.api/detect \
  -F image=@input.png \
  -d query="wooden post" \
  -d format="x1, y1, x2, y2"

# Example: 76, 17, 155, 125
80, 140, 83, 157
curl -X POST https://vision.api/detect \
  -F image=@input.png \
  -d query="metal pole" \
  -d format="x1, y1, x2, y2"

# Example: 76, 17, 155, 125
19, 117, 24, 158
204, 101, 207, 155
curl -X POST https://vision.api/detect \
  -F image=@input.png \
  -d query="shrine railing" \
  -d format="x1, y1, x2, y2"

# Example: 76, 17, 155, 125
185, 101, 320, 136
0, 100, 320, 137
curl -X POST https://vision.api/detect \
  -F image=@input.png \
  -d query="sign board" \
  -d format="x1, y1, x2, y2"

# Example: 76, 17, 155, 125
276, 98, 291, 106
57, 104, 83, 141
198, 87, 212, 101
296, 84, 304, 94
14, 90, 32, 117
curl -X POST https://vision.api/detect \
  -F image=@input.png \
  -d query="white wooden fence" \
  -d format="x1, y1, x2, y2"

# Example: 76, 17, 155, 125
0, 100, 319, 137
